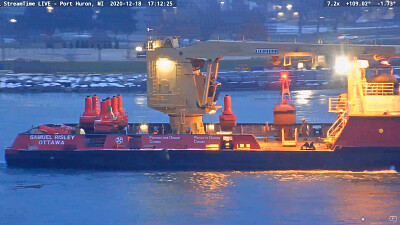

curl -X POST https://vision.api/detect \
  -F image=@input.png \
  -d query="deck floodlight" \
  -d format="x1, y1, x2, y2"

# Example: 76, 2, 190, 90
156, 58, 173, 70
334, 56, 351, 75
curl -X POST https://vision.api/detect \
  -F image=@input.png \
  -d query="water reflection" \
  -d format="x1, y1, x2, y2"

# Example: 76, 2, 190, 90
189, 173, 234, 217
134, 95, 146, 105
1, 166, 399, 224
189, 172, 233, 191
293, 90, 313, 105
332, 182, 400, 223
144, 172, 234, 218
142, 170, 400, 223
246, 170, 400, 182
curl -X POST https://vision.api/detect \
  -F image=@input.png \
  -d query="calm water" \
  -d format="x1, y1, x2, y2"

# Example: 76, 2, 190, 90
1, 90, 400, 224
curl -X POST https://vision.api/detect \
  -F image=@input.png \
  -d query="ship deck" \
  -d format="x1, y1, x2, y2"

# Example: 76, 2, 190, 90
258, 139, 332, 151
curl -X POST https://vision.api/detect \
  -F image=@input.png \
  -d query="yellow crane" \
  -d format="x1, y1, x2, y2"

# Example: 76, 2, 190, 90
146, 36, 397, 134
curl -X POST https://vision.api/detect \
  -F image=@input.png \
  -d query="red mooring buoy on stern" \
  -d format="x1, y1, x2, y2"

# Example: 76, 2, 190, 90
94, 99, 118, 133
84, 96, 92, 114
79, 96, 98, 132
219, 95, 237, 131
117, 94, 125, 115
112, 96, 120, 116
92, 94, 100, 116
117, 94, 128, 127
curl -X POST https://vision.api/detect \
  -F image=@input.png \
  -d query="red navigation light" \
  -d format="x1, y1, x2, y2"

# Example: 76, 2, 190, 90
281, 72, 288, 79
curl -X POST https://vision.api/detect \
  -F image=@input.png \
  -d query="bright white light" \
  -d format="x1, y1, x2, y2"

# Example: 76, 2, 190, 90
357, 60, 369, 69
286, 4, 293, 10
156, 58, 173, 70
381, 60, 389, 65
298, 62, 304, 69
334, 56, 351, 75
278, 12, 284, 17
140, 124, 148, 132
293, 11, 299, 16
46, 6, 53, 13
208, 109, 216, 114
220, 1, 225, 5
9, 18, 17, 23
208, 124, 215, 131
135, 46, 143, 52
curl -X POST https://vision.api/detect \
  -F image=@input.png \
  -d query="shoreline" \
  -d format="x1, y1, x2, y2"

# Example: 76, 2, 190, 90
0, 70, 347, 93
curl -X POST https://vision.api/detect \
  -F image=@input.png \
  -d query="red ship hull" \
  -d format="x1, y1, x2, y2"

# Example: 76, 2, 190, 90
6, 147, 400, 171
5, 120, 400, 171
334, 116, 400, 149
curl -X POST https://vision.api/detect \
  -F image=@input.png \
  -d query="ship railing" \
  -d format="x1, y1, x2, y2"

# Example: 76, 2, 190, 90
328, 97, 347, 113
327, 112, 346, 140
362, 83, 394, 95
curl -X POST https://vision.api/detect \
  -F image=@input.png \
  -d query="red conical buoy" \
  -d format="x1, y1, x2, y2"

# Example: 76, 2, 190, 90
83, 96, 92, 116
117, 94, 128, 128
94, 99, 118, 133
117, 94, 125, 115
92, 94, 100, 116
273, 71, 296, 140
80, 96, 99, 132
105, 97, 114, 118
222, 95, 233, 115
219, 95, 237, 131
99, 99, 108, 118
112, 96, 120, 116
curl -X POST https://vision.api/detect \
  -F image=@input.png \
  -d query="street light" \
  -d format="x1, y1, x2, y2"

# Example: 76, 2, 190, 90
9, 18, 17, 23
46, 6, 53, 13
135, 46, 143, 52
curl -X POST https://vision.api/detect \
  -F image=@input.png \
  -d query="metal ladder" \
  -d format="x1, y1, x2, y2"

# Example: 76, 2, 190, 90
149, 61, 158, 94
326, 111, 347, 142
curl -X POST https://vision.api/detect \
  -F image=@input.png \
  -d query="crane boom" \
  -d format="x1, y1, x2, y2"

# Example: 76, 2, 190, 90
179, 40, 396, 59
146, 37, 396, 134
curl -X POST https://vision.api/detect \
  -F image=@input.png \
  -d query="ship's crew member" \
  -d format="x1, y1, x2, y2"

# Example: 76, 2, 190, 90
300, 118, 309, 140
161, 124, 165, 134
186, 127, 193, 134
264, 122, 269, 142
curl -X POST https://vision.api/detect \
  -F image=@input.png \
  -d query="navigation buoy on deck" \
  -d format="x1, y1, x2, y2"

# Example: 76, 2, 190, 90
94, 99, 118, 133
117, 94, 128, 127
92, 94, 100, 116
112, 96, 120, 116
274, 71, 296, 139
79, 95, 99, 132
219, 95, 237, 131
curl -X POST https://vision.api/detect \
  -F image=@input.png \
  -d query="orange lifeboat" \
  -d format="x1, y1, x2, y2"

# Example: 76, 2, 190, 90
39, 124, 74, 134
